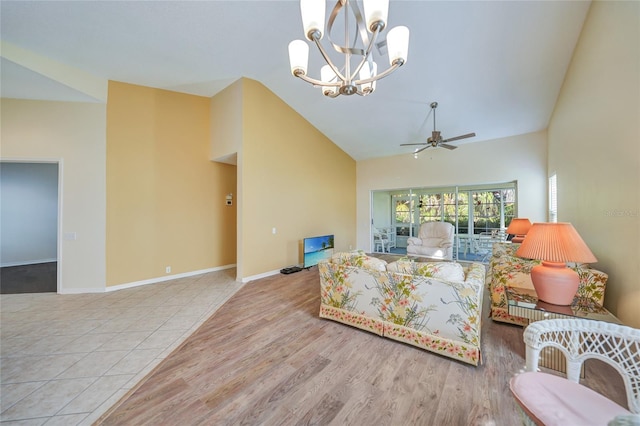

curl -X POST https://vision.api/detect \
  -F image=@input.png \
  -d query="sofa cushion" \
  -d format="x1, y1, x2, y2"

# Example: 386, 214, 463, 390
330, 250, 387, 272
420, 237, 443, 247
387, 260, 465, 282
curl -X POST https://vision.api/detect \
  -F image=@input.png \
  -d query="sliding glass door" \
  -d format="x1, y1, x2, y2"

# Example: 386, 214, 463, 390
371, 182, 517, 254
392, 192, 415, 248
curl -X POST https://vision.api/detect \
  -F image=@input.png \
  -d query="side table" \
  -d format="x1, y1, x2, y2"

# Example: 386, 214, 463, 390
506, 287, 621, 375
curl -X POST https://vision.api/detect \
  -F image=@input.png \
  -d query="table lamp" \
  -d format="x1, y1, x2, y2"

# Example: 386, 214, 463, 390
515, 222, 597, 305
506, 218, 532, 243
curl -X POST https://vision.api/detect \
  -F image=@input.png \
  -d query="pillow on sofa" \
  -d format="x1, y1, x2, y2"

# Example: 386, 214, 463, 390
387, 260, 465, 282
331, 250, 387, 272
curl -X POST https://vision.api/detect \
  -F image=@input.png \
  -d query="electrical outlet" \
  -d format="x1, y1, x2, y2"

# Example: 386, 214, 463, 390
272, 227, 277, 234
165, 266, 171, 274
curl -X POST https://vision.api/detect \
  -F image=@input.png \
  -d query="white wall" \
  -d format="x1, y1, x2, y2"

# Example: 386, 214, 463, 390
357, 131, 548, 251
0, 162, 58, 266
548, 1, 640, 327
1, 99, 107, 293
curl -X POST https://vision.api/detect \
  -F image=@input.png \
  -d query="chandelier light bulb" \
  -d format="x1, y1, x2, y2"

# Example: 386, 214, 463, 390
363, 0, 389, 32
301, 0, 325, 40
288, 40, 309, 76
387, 25, 410, 65
321, 65, 338, 96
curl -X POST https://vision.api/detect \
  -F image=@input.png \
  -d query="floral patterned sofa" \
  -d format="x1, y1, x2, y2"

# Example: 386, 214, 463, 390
487, 242, 608, 326
318, 251, 486, 366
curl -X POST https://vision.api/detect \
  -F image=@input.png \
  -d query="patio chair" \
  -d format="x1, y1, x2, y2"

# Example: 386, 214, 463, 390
510, 318, 640, 425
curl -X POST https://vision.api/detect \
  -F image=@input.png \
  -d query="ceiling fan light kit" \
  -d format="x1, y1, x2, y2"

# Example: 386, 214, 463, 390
288, 0, 410, 98
401, 102, 476, 157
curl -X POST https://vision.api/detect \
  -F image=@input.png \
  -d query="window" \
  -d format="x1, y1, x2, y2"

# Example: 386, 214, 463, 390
549, 174, 557, 222
372, 182, 518, 251
418, 193, 442, 223
456, 192, 470, 234
392, 193, 415, 238
471, 189, 516, 234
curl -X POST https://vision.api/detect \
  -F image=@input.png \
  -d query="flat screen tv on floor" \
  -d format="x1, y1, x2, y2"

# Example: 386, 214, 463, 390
303, 234, 334, 268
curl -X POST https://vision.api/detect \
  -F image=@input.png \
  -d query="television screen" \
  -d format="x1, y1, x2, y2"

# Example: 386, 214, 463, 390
303, 234, 335, 268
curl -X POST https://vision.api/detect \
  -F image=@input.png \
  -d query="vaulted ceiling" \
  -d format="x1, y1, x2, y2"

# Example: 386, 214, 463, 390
0, 1, 591, 160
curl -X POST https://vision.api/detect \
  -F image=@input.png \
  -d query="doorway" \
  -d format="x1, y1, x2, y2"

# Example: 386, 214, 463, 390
0, 162, 59, 293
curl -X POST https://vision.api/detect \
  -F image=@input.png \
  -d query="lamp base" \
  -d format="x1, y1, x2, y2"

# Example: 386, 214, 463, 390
530, 261, 579, 306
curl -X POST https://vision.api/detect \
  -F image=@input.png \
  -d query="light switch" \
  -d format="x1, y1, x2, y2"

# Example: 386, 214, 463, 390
64, 232, 77, 241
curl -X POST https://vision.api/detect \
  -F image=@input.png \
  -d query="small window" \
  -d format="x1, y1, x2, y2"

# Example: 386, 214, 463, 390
549, 174, 557, 223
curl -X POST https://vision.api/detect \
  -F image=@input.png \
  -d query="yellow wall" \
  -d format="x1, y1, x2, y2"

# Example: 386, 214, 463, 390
548, 1, 640, 327
106, 81, 236, 286
210, 79, 243, 163
209, 80, 242, 278
239, 79, 357, 278
0, 99, 107, 292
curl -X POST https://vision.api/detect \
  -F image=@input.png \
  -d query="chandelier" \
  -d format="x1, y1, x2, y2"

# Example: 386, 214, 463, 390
288, 0, 410, 98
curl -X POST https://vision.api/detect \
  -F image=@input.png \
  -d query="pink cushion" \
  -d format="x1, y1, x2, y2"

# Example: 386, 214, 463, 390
510, 372, 632, 426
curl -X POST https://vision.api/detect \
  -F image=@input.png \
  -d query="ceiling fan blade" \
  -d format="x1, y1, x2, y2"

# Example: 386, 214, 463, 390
414, 145, 430, 154
400, 143, 428, 146
439, 143, 458, 150
442, 132, 476, 143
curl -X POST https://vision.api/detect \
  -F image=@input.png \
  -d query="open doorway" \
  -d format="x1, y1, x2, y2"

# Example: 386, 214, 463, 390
0, 162, 59, 293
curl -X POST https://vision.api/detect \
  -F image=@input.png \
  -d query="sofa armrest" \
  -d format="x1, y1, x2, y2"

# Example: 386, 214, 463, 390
407, 237, 422, 246
464, 262, 487, 286
574, 266, 607, 305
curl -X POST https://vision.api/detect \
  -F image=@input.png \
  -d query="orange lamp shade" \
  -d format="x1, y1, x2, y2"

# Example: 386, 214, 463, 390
515, 222, 596, 305
506, 218, 532, 243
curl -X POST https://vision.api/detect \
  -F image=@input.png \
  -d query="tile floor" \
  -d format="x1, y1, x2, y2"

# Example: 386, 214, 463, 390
0, 268, 243, 425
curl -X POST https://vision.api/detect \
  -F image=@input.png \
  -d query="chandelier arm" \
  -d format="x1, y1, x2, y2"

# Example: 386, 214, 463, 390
323, 89, 341, 98
312, 36, 347, 82
354, 59, 402, 85
348, 28, 381, 81
294, 70, 342, 88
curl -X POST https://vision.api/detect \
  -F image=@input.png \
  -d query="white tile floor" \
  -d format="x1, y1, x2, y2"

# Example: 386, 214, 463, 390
1, 269, 243, 425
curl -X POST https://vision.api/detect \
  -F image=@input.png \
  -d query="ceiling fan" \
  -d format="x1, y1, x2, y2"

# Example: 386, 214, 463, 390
401, 102, 476, 154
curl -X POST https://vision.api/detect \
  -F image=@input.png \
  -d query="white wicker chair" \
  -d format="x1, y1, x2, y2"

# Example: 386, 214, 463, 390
510, 318, 640, 426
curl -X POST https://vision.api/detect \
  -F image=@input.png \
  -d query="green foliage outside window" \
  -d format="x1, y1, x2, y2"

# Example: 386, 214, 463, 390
389, 187, 516, 236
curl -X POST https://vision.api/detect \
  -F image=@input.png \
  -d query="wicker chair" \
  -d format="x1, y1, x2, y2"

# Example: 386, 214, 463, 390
510, 319, 640, 426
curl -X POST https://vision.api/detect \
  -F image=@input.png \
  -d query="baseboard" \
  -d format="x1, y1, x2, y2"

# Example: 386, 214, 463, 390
57, 264, 237, 294
241, 262, 307, 283
241, 269, 280, 283
1, 258, 57, 268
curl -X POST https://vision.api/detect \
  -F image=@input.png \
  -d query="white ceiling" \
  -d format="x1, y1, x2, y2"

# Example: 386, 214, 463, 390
0, 0, 591, 161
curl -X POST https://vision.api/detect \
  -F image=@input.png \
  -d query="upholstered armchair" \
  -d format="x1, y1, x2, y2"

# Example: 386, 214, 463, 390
406, 222, 454, 260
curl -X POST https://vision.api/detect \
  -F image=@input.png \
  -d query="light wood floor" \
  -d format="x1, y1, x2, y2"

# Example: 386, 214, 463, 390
96, 268, 626, 425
